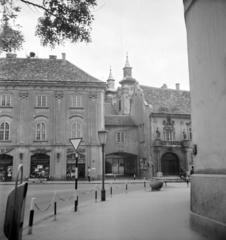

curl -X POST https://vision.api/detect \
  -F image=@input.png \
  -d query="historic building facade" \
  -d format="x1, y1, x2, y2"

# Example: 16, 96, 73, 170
0, 53, 106, 181
105, 57, 193, 178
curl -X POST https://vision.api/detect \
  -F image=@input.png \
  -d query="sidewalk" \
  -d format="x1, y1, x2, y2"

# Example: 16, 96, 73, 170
22, 183, 208, 240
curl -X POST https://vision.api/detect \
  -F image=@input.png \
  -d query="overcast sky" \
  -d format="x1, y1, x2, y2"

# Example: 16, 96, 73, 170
1, 0, 189, 91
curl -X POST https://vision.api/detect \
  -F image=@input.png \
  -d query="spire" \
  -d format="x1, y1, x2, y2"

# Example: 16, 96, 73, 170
106, 66, 115, 90
108, 66, 114, 80
124, 52, 131, 68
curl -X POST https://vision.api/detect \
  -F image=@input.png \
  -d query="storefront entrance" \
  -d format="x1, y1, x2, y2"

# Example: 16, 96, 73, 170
161, 152, 179, 176
66, 153, 85, 180
0, 154, 13, 181
30, 154, 50, 178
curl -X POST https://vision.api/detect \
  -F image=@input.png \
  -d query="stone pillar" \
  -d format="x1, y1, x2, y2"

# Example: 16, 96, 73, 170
183, 0, 226, 239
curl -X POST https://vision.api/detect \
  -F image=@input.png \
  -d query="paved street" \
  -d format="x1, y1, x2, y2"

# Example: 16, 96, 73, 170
0, 180, 143, 240
19, 182, 208, 240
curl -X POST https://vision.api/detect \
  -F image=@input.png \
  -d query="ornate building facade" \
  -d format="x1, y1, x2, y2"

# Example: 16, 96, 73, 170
0, 53, 106, 181
105, 56, 193, 179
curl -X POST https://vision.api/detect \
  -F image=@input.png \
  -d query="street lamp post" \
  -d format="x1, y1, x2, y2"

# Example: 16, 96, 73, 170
98, 130, 108, 201
69, 138, 82, 212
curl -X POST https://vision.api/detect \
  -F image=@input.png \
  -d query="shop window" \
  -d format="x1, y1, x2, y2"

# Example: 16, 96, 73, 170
0, 122, 10, 141
71, 122, 82, 138
71, 95, 82, 107
36, 122, 46, 140
36, 95, 47, 107
0, 94, 11, 107
117, 132, 125, 142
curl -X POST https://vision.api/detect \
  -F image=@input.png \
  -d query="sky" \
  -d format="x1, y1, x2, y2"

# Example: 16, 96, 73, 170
1, 0, 190, 91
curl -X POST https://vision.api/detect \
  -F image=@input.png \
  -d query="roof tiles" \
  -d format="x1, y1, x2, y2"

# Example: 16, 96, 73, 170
0, 58, 102, 82
140, 85, 190, 114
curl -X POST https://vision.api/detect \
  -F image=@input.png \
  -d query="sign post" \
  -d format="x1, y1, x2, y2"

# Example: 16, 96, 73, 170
69, 138, 82, 212
4, 164, 28, 240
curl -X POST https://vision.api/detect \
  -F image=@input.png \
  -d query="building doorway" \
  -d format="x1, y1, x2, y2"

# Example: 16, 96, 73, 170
0, 154, 13, 181
30, 154, 50, 178
161, 152, 179, 176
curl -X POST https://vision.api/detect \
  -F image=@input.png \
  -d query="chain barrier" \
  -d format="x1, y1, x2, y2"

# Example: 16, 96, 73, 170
34, 192, 56, 212
33, 180, 149, 213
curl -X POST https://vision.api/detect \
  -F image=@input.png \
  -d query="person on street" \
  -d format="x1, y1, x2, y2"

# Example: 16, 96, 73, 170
87, 167, 91, 182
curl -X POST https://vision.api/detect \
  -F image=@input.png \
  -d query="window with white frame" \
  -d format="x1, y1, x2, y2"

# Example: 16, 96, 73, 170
71, 122, 82, 138
36, 95, 47, 107
36, 122, 46, 140
0, 122, 10, 140
0, 94, 11, 107
117, 132, 125, 142
71, 95, 82, 107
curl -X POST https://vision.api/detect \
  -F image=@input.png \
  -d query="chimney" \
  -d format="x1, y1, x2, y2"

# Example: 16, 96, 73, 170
161, 84, 167, 89
176, 83, 180, 90
62, 53, 66, 65
49, 55, 57, 60
6, 53, 17, 58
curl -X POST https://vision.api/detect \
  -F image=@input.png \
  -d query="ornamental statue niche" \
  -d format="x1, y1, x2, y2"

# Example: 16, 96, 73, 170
156, 128, 161, 139
183, 129, 187, 140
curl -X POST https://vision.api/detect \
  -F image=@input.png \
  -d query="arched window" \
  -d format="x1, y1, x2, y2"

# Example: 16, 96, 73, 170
117, 132, 125, 142
36, 123, 46, 140
0, 122, 10, 140
71, 122, 82, 138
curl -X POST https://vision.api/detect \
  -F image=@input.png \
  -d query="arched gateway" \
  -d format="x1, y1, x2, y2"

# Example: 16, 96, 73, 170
161, 152, 179, 176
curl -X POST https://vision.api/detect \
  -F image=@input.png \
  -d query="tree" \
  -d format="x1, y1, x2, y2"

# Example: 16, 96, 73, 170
0, 0, 97, 52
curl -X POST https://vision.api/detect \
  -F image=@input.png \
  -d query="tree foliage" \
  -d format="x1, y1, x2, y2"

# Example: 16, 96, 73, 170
0, 0, 97, 52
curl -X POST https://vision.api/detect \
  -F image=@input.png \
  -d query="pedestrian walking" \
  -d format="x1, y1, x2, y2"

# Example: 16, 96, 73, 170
87, 167, 91, 182
190, 166, 194, 175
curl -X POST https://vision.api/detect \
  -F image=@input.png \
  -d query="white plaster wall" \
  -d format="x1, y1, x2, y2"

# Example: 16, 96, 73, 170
185, 0, 226, 174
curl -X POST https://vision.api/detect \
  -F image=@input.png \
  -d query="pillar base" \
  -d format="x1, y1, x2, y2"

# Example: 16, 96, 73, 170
190, 174, 226, 240
101, 189, 106, 201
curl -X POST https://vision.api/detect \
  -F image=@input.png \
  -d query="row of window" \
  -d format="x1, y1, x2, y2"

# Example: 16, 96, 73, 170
0, 122, 126, 142
0, 94, 83, 108
163, 128, 192, 141
0, 122, 83, 141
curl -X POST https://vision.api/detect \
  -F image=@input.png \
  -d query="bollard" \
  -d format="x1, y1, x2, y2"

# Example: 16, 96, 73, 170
126, 181, 128, 194
95, 190, 97, 202
144, 180, 146, 191
134, 174, 136, 180
110, 186, 112, 197
28, 198, 35, 234
74, 190, 77, 212
54, 201, 57, 220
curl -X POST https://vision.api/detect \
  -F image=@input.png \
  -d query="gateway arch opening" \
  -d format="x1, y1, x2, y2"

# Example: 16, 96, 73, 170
105, 152, 137, 176
161, 152, 179, 176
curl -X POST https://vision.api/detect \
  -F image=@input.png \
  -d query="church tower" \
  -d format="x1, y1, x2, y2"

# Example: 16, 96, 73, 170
119, 54, 136, 115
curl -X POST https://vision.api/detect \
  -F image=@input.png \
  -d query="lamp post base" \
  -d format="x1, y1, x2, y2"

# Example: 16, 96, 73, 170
101, 189, 106, 201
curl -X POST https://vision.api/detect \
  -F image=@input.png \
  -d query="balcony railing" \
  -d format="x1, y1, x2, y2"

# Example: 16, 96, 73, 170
154, 139, 182, 146
161, 140, 181, 146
